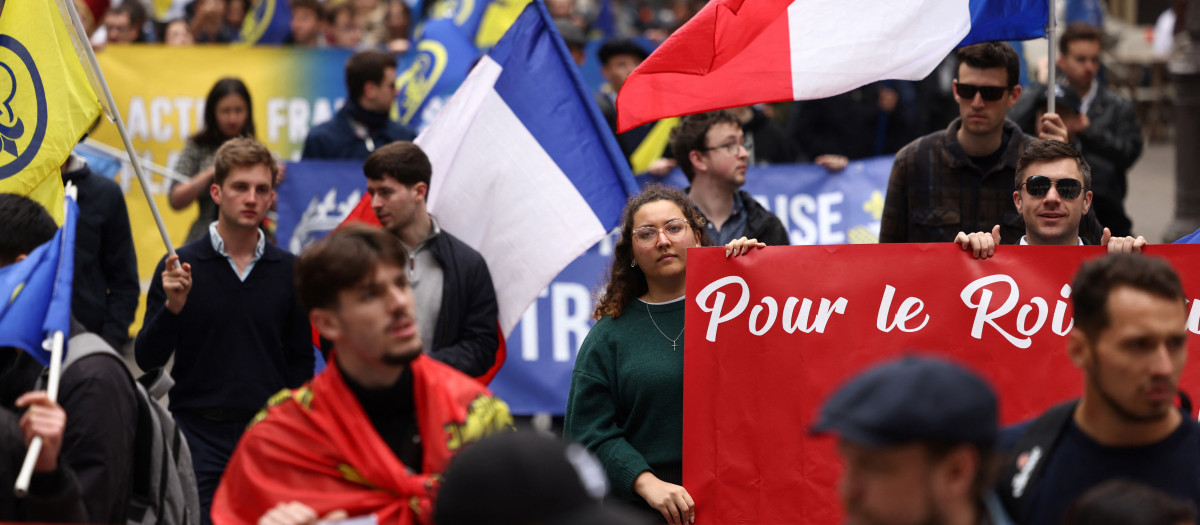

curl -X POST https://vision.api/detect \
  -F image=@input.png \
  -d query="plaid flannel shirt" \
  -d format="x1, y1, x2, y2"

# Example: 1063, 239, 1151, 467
879, 119, 1033, 244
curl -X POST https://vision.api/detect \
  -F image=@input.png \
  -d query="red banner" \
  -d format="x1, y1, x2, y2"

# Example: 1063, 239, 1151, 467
683, 244, 1200, 525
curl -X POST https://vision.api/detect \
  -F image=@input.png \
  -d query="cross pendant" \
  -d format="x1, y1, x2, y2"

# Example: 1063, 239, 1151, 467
672, 340, 678, 351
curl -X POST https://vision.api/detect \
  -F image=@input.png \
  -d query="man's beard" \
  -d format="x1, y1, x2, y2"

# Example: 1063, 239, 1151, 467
844, 486, 946, 525
1091, 353, 1174, 423
381, 348, 421, 367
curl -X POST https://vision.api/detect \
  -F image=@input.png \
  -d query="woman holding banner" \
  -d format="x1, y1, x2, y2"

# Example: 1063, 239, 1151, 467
169, 77, 258, 242
565, 185, 763, 525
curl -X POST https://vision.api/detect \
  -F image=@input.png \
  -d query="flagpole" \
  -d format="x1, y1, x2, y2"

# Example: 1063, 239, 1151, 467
57, 0, 178, 263
1047, 0, 1057, 114
82, 138, 191, 184
13, 187, 74, 497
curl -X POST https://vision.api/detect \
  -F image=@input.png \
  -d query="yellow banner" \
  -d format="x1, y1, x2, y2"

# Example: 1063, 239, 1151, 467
0, 0, 101, 223
91, 45, 354, 336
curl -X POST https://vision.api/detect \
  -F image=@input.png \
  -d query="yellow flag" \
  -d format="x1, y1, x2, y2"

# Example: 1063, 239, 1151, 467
474, 0, 531, 49
630, 117, 680, 175
0, 0, 102, 223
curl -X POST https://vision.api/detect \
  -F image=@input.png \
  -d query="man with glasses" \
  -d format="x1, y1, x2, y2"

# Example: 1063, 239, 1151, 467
1009, 23, 1143, 237
671, 110, 789, 246
880, 42, 1072, 244
362, 141, 501, 380
954, 140, 1144, 258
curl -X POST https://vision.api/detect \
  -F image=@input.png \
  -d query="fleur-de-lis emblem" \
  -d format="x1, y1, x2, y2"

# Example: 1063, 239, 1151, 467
0, 62, 25, 157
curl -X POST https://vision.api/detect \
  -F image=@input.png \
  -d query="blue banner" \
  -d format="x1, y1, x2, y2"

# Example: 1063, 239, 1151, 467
396, 18, 481, 133
419, 0, 491, 41
239, 0, 293, 44
274, 160, 366, 254
272, 157, 894, 413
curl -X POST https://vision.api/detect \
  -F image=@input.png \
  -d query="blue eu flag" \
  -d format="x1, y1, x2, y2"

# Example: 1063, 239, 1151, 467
0, 193, 76, 365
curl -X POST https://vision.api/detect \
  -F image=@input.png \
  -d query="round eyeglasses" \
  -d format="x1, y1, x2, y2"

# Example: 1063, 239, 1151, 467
632, 219, 691, 246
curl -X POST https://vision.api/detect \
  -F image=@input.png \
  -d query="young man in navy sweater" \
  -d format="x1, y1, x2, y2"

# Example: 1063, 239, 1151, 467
996, 254, 1197, 525
135, 137, 313, 524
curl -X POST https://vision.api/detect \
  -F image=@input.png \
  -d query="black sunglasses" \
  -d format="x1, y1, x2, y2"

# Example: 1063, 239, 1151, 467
955, 82, 1009, 102
1020, 175, 1084, 200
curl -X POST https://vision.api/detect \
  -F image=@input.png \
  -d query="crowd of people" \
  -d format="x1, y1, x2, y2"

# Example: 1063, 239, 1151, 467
1, 0, 1192, 524
83, 0, 1160, 240
90, 0, 413, 51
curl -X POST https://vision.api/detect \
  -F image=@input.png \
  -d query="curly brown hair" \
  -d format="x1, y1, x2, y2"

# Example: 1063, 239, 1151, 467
592, 185, 713, 320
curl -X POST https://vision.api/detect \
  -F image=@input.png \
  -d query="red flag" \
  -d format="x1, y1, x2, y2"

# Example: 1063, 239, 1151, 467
616, 0, 793, 132
615, 0, 1042, 132
211, 354, 513, 524
341, 191, 381, 228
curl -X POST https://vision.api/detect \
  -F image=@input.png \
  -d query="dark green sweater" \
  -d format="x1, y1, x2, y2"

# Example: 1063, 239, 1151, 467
565, 298, 685, 502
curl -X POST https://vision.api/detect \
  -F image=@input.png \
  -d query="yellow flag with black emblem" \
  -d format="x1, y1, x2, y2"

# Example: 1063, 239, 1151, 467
0, 0, 101, 223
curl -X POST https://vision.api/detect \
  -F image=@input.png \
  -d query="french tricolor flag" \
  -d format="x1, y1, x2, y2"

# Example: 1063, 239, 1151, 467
617, 0, 1048, 132
417, 2, 639, 344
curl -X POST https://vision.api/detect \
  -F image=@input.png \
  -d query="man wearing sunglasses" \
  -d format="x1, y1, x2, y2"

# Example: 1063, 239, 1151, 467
954, 140, 1145, 258
1009, 23, 1143, 238
880, 42, 1071, 245
672, 110, 790, 247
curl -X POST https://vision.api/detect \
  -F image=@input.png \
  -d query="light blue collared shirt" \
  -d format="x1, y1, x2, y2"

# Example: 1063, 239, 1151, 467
209, 222, 266, 281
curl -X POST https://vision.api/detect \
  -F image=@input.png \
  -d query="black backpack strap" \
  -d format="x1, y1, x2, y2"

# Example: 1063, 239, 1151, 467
997, 401, 1078, 522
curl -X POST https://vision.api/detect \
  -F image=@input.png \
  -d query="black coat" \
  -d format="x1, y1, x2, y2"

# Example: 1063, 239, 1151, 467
61, 164, 139, 349
740, 190, 791, 246
426, 230, 501, 378
0, 322, 137, 523
0, 406, 88, 522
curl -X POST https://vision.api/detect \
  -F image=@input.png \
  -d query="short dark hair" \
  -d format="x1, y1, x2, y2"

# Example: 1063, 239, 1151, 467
671, 110, 740, 182
295, 223, 409, 312
290, 0, 323, 17
109, 0, 148, 27
1072, 254, 1186, 341
363, 141, 431, 187
345, 50, 395, 103
1062, 479, 1197, 525
1015, 139, 1092, 190
0, 193, 58, 267
214, 137, 279, 187
1059, 22, 1104, 55
956, 42, 1020, 87
597, 38, 648, 66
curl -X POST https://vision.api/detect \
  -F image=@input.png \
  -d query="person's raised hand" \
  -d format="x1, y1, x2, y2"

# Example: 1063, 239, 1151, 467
1101, 227, 1147, 254
725, 236, 767, 258
954, 224, 1002, 259
815, 154, 849, 172
1037, 112, 1069, 143
162, 255, 193, 315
